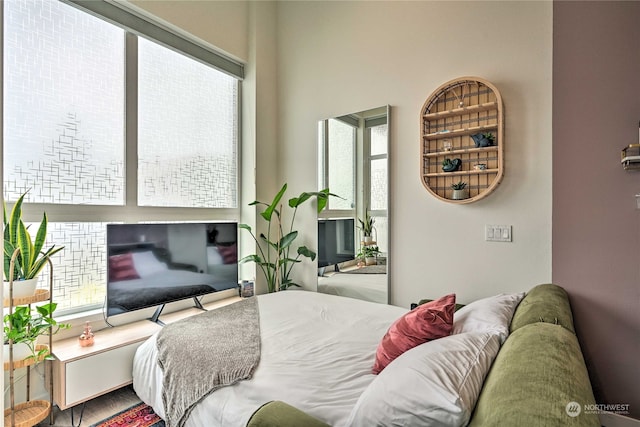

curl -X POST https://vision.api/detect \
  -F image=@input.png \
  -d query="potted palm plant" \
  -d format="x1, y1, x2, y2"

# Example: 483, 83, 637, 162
3, 191, 64, 298
3, 302, 69, 361
240, 183, 338, 293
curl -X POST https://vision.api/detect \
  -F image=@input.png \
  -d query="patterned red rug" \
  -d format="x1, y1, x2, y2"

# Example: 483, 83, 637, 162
90, 402, 165, 427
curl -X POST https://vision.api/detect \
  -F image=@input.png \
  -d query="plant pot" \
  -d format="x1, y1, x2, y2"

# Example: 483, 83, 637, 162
3, 342, 32, 361
365, 256, 377, 266
3, 277, 38, 299
452, 189, 469, 200
363, 236, 373, 244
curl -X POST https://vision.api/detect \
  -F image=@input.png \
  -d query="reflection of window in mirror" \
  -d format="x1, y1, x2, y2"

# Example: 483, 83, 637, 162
318, 118, 356, 209
365, 119, 388, 257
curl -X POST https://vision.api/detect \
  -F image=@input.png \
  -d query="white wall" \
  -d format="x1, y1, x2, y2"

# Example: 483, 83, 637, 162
126, 0, 553, 306
276, 1, 553, 307
129, 0, 249, 63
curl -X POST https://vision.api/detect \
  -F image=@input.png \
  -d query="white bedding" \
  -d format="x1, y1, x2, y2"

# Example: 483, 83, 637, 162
318, 272, 387, 304
133, 290, 406, 427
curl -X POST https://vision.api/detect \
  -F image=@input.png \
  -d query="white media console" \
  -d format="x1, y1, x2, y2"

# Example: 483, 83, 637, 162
52, 296, 241, 410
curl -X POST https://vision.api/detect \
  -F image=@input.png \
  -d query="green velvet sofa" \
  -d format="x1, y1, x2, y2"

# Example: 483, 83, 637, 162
247, 284, 600, 427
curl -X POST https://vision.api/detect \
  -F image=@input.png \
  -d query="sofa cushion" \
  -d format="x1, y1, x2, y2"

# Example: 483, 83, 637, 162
372, 293, 455, 374
469, 322, 599, 427
510, 283, 575, 334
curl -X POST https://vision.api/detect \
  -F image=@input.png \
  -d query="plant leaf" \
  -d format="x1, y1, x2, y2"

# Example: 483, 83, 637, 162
8, 192, 26, 246
17, 221, 32, 279
239, 254, 262, 264
279, 231, 298, 251
297, 246, 316, 261
238, 223, 252, 232
261, 183, 287, 222
33, 212, 48, 258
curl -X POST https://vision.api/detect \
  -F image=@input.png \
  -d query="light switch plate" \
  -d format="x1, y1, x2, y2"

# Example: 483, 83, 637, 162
485, 225, 512, 242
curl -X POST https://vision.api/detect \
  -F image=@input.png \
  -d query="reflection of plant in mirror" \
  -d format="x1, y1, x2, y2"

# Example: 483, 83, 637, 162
240, 183, 338, 293
358, 212, 375, 237
357, 245, 379, 259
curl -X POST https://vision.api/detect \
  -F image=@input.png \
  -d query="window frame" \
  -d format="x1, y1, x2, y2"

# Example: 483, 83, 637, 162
1, 0, 243, 316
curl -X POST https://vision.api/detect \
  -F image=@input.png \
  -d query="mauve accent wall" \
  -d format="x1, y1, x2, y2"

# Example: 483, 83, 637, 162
553, 1, 640, 419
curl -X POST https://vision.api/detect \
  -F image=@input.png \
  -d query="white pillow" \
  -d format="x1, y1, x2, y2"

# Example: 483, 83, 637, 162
453, 292, 525, 343
131, 251, 168, 277
207, 246, 224, 266
346, 332, 501, 427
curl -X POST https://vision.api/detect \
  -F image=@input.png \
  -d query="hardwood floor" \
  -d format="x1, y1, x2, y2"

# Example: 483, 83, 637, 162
36, 385, 143, 427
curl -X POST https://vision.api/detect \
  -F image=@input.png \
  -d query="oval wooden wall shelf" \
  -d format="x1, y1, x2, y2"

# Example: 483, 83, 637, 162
420, 76, 504, 204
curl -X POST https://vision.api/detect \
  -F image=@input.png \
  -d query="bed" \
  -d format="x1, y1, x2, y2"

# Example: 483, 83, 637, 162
133, 291, 407, 427
133, 288, 531, 427
317, 265, 387, 304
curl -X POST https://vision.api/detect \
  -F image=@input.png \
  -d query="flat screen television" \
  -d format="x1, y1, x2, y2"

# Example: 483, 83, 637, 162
317, 218, 356, 268
106, 222, 238, 321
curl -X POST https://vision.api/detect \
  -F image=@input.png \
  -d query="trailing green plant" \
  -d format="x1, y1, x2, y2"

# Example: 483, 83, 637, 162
451, 181, 467, 190
3, 191, 64, 281
4, 303, 69, 360
240, 183, 338, 293
357, 212, 375, 237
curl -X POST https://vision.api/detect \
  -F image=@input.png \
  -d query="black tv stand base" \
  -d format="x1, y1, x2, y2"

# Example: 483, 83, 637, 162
149, 297, 207, 325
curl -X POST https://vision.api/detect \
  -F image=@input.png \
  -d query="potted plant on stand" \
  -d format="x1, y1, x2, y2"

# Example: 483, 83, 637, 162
3, 303, 69, 362
451, 181, 469, 200
3, 191, 64, 298
357, 245, 380, 266
240, 183, 338, 293
358, 212, 375, 244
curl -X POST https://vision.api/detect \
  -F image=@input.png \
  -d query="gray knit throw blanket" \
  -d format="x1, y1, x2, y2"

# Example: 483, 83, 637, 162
156, 298, 260, 427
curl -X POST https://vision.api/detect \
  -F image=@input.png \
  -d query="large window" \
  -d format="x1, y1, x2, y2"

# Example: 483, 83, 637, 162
3, 0, 241, 314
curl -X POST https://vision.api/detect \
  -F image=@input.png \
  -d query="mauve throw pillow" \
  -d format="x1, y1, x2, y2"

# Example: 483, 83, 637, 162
372, 293, 456, 374
108, 253, 140, 281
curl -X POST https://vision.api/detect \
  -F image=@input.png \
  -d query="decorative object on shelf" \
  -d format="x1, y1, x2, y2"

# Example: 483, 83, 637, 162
621, 144, 640, 171
3, 191, 64, 298
442, 158, 462, 172
240, 183, 338, 293
79, 321, 95, 347
451, 181, 469, 200
442, 139, 453, 152
420, 76, 504, 204
358, 212, 376, 243
471, 132, 495, 148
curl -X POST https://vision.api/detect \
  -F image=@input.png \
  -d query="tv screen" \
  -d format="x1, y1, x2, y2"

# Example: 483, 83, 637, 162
318, 218, 356, 268
106, 222, 238, 318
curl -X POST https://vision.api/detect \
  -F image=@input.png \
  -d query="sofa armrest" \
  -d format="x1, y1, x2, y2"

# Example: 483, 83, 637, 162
469, 322, 599, 426
246, 401, 330, 427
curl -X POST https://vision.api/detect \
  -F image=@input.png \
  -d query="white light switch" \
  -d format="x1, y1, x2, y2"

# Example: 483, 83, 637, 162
485, 225, 512, 242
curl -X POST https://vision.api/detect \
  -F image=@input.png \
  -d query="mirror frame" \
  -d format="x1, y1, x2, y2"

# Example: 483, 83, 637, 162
316, 105, 390, 304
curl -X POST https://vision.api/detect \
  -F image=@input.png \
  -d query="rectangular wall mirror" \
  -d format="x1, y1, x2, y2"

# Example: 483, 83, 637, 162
316, 105, 390, 304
